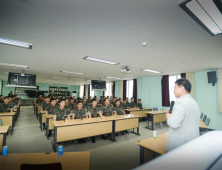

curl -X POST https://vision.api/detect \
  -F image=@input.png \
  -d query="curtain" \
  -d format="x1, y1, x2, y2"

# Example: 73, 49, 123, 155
88, 85, 90, 97
133, 79, 137, 103
181, 73, 186, 78
83, 85, 86, 97
103, 91, 105, 96
161, 75, 170, 106
112, 82, 115, 97
123, 80, 127, 100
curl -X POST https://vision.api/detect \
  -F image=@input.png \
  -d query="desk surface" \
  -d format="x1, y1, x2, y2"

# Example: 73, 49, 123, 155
53, 114, 140, 127
146, 110, 168, 115
136, 132, 168, 155
0, 126, 9, 133
199, 119, 208, 128
124, 108, 152, 111
0, 112, 16, 116
0, 152, 90, 170
46, 114, 53, 118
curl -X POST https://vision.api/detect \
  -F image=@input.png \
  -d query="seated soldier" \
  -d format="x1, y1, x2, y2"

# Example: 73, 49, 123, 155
122, 99, 128, 109
46, 98, 57, 137
64, 98, 72, 112
0, 95, 4, 103
113, 100, 129, 135
137, 99, 143, 109
101, 98, 113, 140
83, 97, 89, 109
129, 97, 137, 108
74, 101, 87, 143
87, 99, 102, 143
0, 96, 13, 112
69, 98, 77, 110
52, 99, 74, 121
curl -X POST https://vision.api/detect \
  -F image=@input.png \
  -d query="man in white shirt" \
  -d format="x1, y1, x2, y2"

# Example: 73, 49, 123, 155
166, 78, 200, 151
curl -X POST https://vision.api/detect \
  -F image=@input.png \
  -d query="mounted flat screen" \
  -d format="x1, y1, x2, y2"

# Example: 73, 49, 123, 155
91, 80, 106, 91
8, 72, 36, 87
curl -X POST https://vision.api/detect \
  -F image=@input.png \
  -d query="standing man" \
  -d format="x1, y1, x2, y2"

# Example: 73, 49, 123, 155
165, 78, 199, 152
8, 91, 13, 97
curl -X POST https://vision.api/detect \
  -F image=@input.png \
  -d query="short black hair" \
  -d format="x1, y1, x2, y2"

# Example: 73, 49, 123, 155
4, 96, 9, 99
138, 99, 141, 101
77, 101, 83, 104
175, 78, 191, 93
115, 100, 120, 103
131, 97, 134, 99
51, 98, 56, 101
59, 99, 65, 103
91, 99, 97, 103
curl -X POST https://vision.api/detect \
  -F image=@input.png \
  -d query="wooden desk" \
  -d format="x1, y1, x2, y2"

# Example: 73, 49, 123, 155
199, 119, 208, 128
0, 126, 9, 154
45, 114, 53, 139
0, 152, 90, 170
52, 115, 140, 151
137, 120, 209, 165
146, 110, 168, 130
124, 108, 152, 117
136, 132, 167, 165
0, 112, 16, 135
39, 110, 46, 131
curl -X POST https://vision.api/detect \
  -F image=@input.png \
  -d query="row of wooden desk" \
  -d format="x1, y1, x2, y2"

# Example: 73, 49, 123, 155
136, 119, 209, 165
52, 114, 141, 151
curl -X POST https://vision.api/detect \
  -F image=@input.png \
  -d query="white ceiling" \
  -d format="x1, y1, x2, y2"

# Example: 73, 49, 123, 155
0, 0, 222, 85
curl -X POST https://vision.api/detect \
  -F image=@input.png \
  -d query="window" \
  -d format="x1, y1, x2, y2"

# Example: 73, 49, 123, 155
90, 85, 94, 97
169, 75, 181, 102
80, 85, 84, 98
126, 80, 133, 99
105, 82, 112, 97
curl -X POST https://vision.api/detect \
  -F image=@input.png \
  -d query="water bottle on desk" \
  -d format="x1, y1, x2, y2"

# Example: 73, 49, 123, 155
153, 130, 157, 139
58, 146, 63, 156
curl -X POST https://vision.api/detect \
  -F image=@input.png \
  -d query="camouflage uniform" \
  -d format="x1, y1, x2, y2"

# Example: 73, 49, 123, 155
122, 103, 129, 109
52, 107, 72, 121
74, 108, 86, 119
36, 98, 42, 104
87, 106, 101, 117
46, 104, 57, 114
0, 103, 13, 112
83, 102, 89, 109
8, 101, 16, 108
69, 103, 77, 110
101, 104, 113, 116
129, 102, 137, 108
113, 106, 124, 115
99, 99, 104, 105
137, 103, 143, 109
64, 104, 72, 112
41, 102, 51, 110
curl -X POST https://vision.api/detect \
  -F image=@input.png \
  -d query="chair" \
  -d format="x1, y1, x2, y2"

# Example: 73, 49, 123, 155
200, 113, 203, 119
153, 107, 158, 111
202, 115, 207, 122
205, 118, 211, 126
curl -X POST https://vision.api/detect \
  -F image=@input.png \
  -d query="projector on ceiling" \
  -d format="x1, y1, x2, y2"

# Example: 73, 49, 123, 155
121, 67, 131, 73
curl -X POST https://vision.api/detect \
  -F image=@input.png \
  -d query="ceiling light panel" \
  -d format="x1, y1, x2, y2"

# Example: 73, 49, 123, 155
0, 37, 32, 49
0, 63, 29, 68
83, 56, 120, 65
141, 69, 162, 73
105, 76, 121, 79
61, 70, 84, 74
51, 77, 68, 79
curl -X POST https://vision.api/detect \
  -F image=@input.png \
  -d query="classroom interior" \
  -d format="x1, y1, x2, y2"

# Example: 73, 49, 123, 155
0, 0, 222, 170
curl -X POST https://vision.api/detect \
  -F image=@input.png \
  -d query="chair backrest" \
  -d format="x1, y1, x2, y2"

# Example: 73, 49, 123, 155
200, 113, 203, 119
153, 107, 158, 111
203, 115, 207, 122
205, 118, 211, 126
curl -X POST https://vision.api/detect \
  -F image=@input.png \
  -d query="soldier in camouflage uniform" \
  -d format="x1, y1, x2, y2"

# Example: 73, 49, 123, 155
40, 96, 51, 110
122, 99, 129, 109
109, 96, 113, 106
129, 97, 137, 108
83, 98, 89, 109
114, 100, 129, 135
0, 96, 13, 112
126, 97, 129, 105
137, 99, 143, 109
74, 101, 87, 119
36, 95, 42, 104
64, 98, 72, 112
46, 98, 57, 137
99, 96, 104, 105
52, 99, 74, 121
69, 98, 77, 110
8, 96, 16, 108
101, 98, 113, 116
119, 98, 123, 107
0, 95, 4, 104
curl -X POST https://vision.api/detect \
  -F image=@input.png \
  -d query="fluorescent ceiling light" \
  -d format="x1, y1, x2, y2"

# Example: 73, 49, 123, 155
105, 76, 121, 79
0, 63, 29, 68
0, 37, 32, 49
6, 85, 36, 88
83, 56, 120, 65
61, 70, 84, 75
141, 69, 162, 73
51, 77, 68, 79
67, 84, 76, 85
46, 80, 59, 82
179, 0, 222, 36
